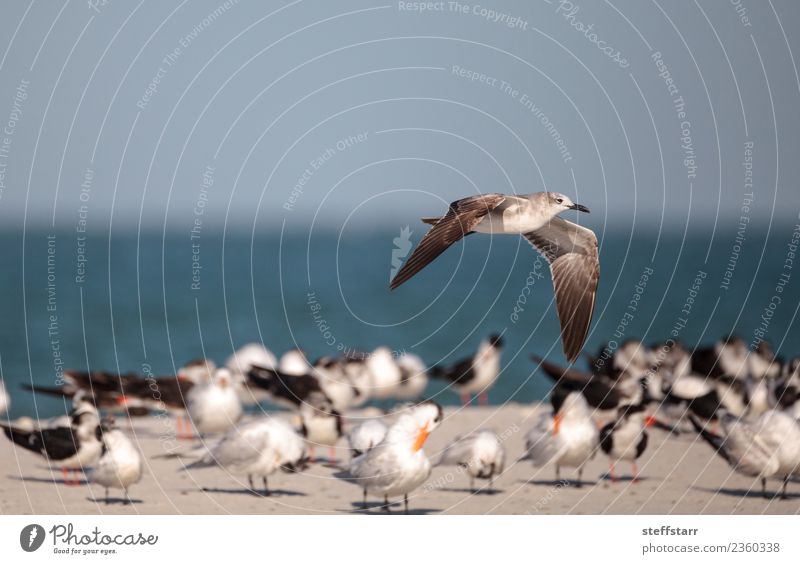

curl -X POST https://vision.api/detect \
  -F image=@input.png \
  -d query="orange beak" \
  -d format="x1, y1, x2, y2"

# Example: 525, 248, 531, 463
645, 415, 656, 428
553, 413, 562, 436
116, 395, 129, 406
412, 423, 430, 452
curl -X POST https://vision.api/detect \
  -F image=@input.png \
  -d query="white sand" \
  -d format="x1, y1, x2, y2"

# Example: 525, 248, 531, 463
1, 404, 798, 514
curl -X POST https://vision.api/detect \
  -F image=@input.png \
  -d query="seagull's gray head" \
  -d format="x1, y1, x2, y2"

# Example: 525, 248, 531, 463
544, 192, 590, 214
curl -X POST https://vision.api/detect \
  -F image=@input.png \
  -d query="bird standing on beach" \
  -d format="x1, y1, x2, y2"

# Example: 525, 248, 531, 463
431, 334, 503, 406
91, 417, 143, 504
525, 392, 598, 487
691, 410, 800, 499
1, 396, 102, 486
436, 429, 505, 493
185, 417, 307, 497
599, 403, 654, 482
299, 403, 343, 464
187, 368, 243, 436
390, 192, 598, 362
347, 401, 443, 513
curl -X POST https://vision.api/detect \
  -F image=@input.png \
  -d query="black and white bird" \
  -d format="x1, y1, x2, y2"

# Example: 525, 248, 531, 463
226, 343, 278, 374
226, 343, 278, 406
185, 416, 307, 497
91, 417, 144, 504
299, 403, 343, 464
1, 397, 102, 486
436, 429, 505, 493
691, 335, 750, 380
691, 409, 800, 499
599, 403, 654, 482
774, 357, 800, 416
347, 401, 443, 513
247, 363, 333, 410
390, 192, 598, 362
430, 334, 504, 406
533, 355, 645, 416
525, 391, 598, 487
22, 369, 143, 412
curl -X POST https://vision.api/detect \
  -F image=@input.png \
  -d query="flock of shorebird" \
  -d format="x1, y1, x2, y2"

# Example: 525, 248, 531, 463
1, 192, 798, 511
2, 332, 799, 512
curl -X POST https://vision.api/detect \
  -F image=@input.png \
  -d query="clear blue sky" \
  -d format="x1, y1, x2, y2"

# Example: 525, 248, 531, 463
0, 0, 798, 234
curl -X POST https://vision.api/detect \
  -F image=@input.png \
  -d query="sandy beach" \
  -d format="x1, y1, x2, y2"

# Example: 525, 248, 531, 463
2, 404, 798, 515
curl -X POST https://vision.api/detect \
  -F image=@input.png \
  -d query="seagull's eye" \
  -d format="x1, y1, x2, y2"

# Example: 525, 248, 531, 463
556, 198, 563, 204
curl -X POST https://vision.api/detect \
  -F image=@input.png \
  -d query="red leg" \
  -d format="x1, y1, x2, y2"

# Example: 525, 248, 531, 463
308, 446, 316, 464
460, 392, 471, 406
632, 462, 639, 483
329, 446, 336, 463
479, 392, 489, 406
609, 462, 616, 483
62, 467, 69, 486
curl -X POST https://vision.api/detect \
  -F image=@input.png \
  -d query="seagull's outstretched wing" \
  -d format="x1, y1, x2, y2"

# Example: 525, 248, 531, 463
523, 217, 599, 362
390, 194, 506, 290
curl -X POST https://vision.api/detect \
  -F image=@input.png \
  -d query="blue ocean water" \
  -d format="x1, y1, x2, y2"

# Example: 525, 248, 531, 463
1, 223, 798, 418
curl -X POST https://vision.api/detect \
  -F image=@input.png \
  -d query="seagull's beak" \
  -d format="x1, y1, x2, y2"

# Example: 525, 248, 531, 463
570, 203, 591, 213
413, 422, 430, 452
553, 413, 562, 436
645, 415, 657, 428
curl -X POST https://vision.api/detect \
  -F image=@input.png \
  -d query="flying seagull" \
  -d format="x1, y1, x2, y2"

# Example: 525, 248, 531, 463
389, 192, 599, 362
